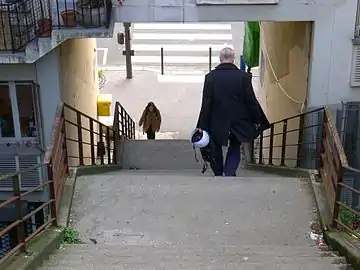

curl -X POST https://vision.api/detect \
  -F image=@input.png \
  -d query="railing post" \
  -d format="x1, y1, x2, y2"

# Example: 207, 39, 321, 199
113, 106, 119, 164
250, 140, 254, 163
209, 47, 212, 72
259, 131, 264, 164
268, 124, 274, 165
8, 5, 15, 52
106, 126, 111, 164
61, 109, 69, 174
99, 123, 104, 165
121, 106, 125, 136
47, 164, 58, 227
280, 120, 288, 166
132, 121, 135, 139
160, 47, 164, 75
296, 114, 305, 167
76, 112, 84, 165
332, 166, 343, 228
127, 114, 130, 138
12, 174, 26, 252
89, 118, 96, 165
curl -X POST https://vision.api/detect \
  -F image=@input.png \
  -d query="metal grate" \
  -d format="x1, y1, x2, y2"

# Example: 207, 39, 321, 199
0, 156, 16, 188
18, 155, 41, 188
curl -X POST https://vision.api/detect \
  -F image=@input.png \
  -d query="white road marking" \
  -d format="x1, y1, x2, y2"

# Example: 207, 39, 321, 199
157, 74, 205, 83
132, 44, 233, 51
134, 23, 232, 30
133, 33, 232, 41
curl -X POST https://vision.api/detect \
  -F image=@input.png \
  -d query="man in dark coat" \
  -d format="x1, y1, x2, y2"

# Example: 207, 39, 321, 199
196, 47, 270, 176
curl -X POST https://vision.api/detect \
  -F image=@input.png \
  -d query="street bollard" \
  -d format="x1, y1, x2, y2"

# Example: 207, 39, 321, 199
160, 47, 164, 75
209, 47, 212, 72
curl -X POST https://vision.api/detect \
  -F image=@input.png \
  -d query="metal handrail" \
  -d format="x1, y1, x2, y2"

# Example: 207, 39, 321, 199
0, 102, 67, 264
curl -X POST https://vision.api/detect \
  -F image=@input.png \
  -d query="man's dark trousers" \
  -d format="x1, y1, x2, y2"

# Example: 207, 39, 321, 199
210, 134, 241, 176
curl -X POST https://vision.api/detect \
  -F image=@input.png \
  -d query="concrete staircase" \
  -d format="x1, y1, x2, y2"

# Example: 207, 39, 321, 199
38, 140, 351, 269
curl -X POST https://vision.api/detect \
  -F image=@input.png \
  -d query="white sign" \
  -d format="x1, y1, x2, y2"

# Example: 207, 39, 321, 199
196, 0, 279, 4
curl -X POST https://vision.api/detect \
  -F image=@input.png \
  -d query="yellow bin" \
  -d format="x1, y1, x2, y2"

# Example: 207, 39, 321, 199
97, 94, 112, 117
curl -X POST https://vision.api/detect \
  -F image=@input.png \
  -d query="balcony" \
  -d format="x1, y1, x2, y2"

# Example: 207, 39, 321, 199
0, 0, 51, 52
0, 0, 112, 54
53, 0, 112, 29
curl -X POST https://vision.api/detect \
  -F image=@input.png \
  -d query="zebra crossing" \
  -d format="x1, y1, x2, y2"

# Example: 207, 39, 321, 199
130, 23, 234, 74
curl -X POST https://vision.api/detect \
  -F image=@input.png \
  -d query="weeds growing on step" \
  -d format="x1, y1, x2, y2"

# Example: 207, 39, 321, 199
62, 227, 80, 244
339, 205, 360, 232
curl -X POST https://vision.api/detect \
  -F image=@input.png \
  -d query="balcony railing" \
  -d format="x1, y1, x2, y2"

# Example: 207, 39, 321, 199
0, 0, 112, 52
54, 0, 112, 28
0, 0, 51, 52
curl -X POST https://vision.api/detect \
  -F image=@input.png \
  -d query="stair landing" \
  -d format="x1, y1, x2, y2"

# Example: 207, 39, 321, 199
40, 170, 350, 269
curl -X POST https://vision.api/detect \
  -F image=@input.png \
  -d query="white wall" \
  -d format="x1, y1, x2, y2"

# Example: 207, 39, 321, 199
308, 0, 360, 107
117, 0, 345, 22
35, 50, 62, 146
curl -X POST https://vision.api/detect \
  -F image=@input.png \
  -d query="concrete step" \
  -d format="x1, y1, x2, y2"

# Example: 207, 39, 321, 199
121, 139, 200, 170
39, 263, 351, 270
135, 130, 179, 139
42, 244, 349, 269
54, 243, 333, 255
46, 254, 346, 266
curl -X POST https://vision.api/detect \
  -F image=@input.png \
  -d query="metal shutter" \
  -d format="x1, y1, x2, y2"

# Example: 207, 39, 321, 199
18, 155, 41, 189
0, 156, 16, 189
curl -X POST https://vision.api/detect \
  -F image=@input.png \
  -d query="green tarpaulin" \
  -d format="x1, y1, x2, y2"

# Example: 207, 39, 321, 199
242, 22, 260, 69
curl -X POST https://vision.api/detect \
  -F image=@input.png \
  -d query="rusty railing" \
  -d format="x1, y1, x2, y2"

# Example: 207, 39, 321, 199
250, 106, 360, 236
320, 108, 360, 235
250, 107, 324, 169
63, 103, 117, 166
0, 100, 136, 263
0, 103, 68, 264
113, 101, 135, 141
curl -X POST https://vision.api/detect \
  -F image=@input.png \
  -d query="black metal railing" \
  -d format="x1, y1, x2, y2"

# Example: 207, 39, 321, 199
250, 107, 325, 169
0, 0, 51, 52
113, 101, 135, 141
55, 0, 112, 28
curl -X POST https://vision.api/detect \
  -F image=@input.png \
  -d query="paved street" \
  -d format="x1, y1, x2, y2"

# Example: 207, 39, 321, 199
96, 23, 244, 73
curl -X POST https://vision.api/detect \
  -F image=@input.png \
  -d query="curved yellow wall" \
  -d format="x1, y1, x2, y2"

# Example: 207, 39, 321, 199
258, 21, 312, 166
58, 38, 99, 166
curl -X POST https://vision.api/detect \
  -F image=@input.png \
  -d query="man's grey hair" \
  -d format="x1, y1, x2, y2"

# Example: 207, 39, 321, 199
219, 47, 235, 63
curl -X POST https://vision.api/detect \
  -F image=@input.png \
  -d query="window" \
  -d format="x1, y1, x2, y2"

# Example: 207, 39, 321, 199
350, 45, 360, 87
0, 84, 15, 138
16, 84, 37, 137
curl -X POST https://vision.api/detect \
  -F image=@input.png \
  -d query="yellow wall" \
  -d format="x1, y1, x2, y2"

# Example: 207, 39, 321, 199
258, 21, 312, 167
58, 38, 99, 166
